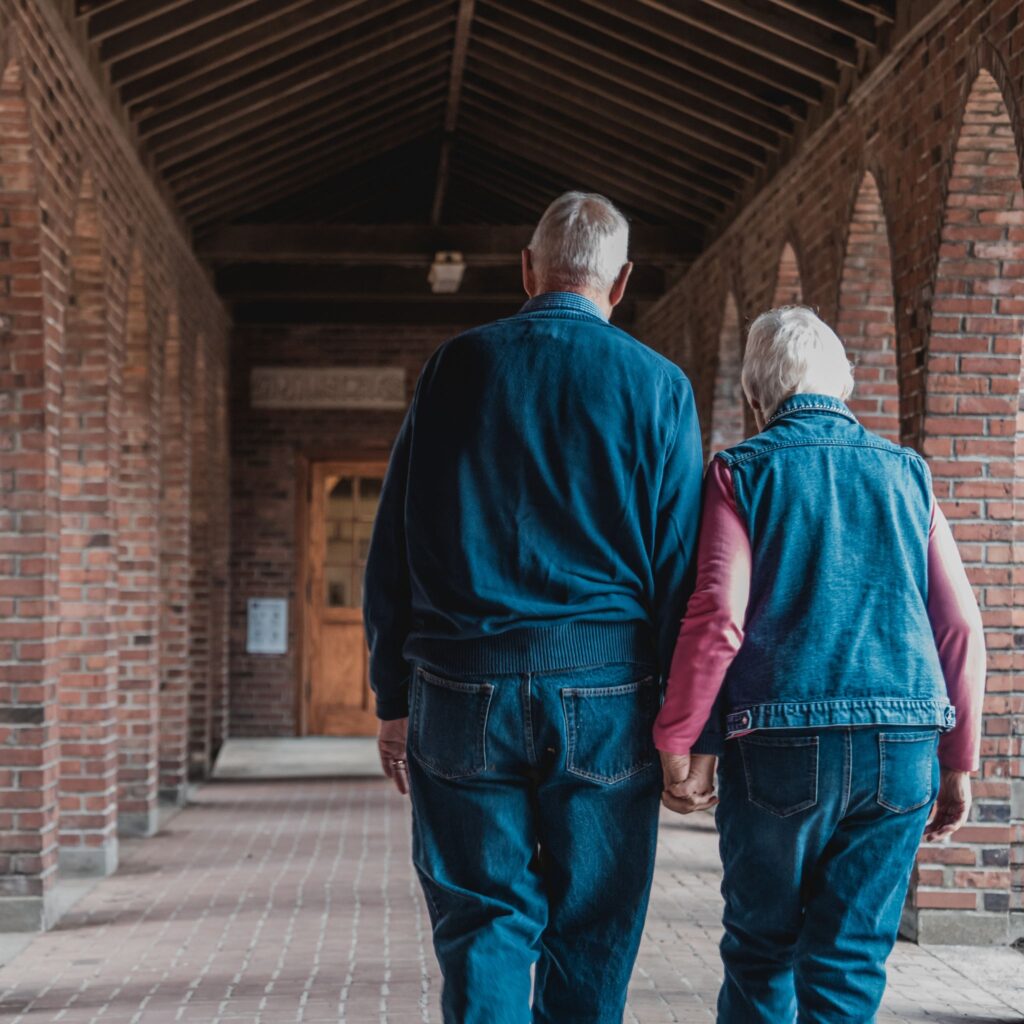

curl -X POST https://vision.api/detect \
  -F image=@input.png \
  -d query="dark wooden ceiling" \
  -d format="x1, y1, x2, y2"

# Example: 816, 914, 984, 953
69, 0, 903, 326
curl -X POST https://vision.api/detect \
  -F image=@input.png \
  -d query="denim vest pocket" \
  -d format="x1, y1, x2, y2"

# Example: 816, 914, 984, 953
738, 734, 819, 817
410, 668, 494, 780
561, 675, 658, 785
877, 731, 939, 813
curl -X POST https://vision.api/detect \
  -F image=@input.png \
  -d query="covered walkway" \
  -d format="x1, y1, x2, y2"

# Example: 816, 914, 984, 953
0, 777, 1021, 1023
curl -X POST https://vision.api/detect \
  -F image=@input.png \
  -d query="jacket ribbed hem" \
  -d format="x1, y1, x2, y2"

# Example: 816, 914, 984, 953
404, 620, 656, 677
725, 697, 955, 738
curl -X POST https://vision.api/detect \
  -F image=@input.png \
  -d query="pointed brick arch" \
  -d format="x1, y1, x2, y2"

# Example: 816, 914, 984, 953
57, 169, 121, 877
921, 68, 1024, 931
0, 57, 59, 929
158, 307, 191, 805
772, 241, 804, 307
710, 292, 744, 454
837, 172, 899, 441
116, 246, 162, 836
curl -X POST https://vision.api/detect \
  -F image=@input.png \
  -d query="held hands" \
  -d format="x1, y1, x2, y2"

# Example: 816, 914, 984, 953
923, 768, 972, 842
378, 717, 410, 796
660, 751, 718, 815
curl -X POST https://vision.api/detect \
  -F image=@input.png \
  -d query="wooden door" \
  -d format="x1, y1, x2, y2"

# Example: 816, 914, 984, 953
303, 461, 386, 735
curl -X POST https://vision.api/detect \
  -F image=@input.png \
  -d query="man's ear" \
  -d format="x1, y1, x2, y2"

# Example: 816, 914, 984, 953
521, 249, 536, 298
609, 261, 633, 308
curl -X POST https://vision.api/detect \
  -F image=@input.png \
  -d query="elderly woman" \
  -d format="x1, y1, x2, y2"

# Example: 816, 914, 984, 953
654, 307, 986, 1023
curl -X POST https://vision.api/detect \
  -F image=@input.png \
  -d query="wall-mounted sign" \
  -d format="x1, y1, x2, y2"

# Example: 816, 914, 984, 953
247, 598, 288, 654
250, 367, 406, 410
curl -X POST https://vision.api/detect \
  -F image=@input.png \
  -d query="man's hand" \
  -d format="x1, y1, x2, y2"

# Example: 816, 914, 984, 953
660, 751, 718, 815
378, 717, 410, 796
924, 768, 971, 842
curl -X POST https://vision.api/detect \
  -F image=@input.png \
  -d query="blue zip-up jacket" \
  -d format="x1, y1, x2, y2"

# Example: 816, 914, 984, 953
363, 291, 704, 720
712, 394, 954, 742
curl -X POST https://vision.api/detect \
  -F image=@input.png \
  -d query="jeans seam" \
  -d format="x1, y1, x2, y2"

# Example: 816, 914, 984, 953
522, 673, 537, 767
841, 728, 852, 818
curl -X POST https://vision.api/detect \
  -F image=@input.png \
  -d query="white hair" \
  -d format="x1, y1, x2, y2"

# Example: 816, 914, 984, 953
529, 191, 629, 290
742, 306, 854, 421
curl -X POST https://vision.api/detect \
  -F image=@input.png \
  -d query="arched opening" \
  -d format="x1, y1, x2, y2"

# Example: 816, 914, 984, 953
710, 292, 744, 453
57, 170, 119, 876
0, 57, 58, 928
116, 247, 162, 836
158, 307, 191, 805
924, 68, 1024, 914
772, 241, 804, 307
837, 172, 900, 441
188, 334, 213, 779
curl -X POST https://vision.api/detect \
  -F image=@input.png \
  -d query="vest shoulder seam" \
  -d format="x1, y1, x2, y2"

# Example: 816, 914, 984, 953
724, 438, 925, 466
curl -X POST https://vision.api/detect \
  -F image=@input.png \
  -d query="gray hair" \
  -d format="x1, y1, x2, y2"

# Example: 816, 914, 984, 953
742, 306, 854, 421
529, 191, 629, 290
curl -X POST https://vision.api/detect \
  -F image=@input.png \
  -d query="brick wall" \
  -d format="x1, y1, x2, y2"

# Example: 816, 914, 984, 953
0, 2, 229, 929
228, 323, 464, 737
638, 2, 1024, 943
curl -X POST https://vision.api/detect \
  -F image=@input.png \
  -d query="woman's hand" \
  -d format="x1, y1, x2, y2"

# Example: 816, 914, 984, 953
924, 768, 971, 842
660, 751, 718, 815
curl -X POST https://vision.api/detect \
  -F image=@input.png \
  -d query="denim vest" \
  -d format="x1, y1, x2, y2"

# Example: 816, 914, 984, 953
716, 394, 954, 739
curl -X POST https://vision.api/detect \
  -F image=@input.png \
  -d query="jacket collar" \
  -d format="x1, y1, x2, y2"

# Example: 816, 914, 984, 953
519, 290, 608, 321
765, 393, 857, 429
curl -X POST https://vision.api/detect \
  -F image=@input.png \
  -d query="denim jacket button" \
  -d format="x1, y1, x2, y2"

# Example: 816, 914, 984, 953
740, 712, 751, 728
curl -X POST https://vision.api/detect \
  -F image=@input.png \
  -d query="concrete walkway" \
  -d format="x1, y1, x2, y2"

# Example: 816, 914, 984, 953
0, 779, 1021, 1023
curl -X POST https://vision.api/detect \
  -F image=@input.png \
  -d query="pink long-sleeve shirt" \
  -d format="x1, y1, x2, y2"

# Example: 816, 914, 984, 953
653, 460, 987, 771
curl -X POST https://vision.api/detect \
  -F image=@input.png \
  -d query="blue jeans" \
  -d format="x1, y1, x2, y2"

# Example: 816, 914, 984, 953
716, 726, 939, 1023
407, 661, 662, 1024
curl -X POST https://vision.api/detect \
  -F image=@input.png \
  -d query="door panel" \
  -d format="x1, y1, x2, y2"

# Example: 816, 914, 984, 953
304, 462, 386, 736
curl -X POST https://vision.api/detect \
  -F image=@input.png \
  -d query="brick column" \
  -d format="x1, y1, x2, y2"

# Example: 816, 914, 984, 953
709, 292, 744, 453
116, 249, 162, 836
0, 57, 60, 930
836, 171, 900, 442
914, 69, 1023, 944
210, 357, 230, 759
188, 336, 213, 780
158, 311, 191, 805
57, 171, 121, 877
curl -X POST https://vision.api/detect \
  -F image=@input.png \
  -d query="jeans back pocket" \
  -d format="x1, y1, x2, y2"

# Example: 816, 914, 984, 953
738, 734, 819, 817
561, 674, 658, 785
410, 668, 494, 780
877, 731, 939, 813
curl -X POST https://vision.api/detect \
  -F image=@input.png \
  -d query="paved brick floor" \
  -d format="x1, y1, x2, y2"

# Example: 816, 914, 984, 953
1, 779, 1022, 1023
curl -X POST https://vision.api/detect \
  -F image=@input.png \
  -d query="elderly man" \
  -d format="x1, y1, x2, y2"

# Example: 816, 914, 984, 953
363, 192, 704, 1023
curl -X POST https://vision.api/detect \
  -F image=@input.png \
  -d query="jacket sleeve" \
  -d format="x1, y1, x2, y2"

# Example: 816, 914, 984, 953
363, 394, 417, 720
652, 375, 705, 675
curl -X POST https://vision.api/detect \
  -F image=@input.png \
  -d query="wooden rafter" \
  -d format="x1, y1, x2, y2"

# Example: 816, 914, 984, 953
763, 0, 879, 43
121, 0, 391, 109
430, 0, 474, 225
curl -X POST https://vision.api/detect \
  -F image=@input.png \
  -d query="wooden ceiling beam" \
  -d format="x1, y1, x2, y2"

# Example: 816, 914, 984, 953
173, 88, 446, 209
459, 119, 706, 232
532, 0, 823, 102
694, 0, 864, 62
215, 263, 666, 299
462, 55, 748, 190
473, 22, 778, 159
98, 0, 260, 63
85, 0, 210, 42
430, 0, 474, 225
763, 0, 879, 43
145, 18, 450, 157
458, 110, 721, 226
197, 224, 699, 265
448, 145, 567, 218
121, 0, 389, 110
182, 113, 440, 224
164, 57, 447, 187
838, 0, 894, 22
484, 1, 791, 144
631, 0, 844, 83
229, 299, 552, 326
460, 87, 733, 214
520, 0, 809, 119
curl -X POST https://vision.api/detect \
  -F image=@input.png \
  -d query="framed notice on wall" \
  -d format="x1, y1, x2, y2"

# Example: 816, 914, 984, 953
247, 598, 288, 654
